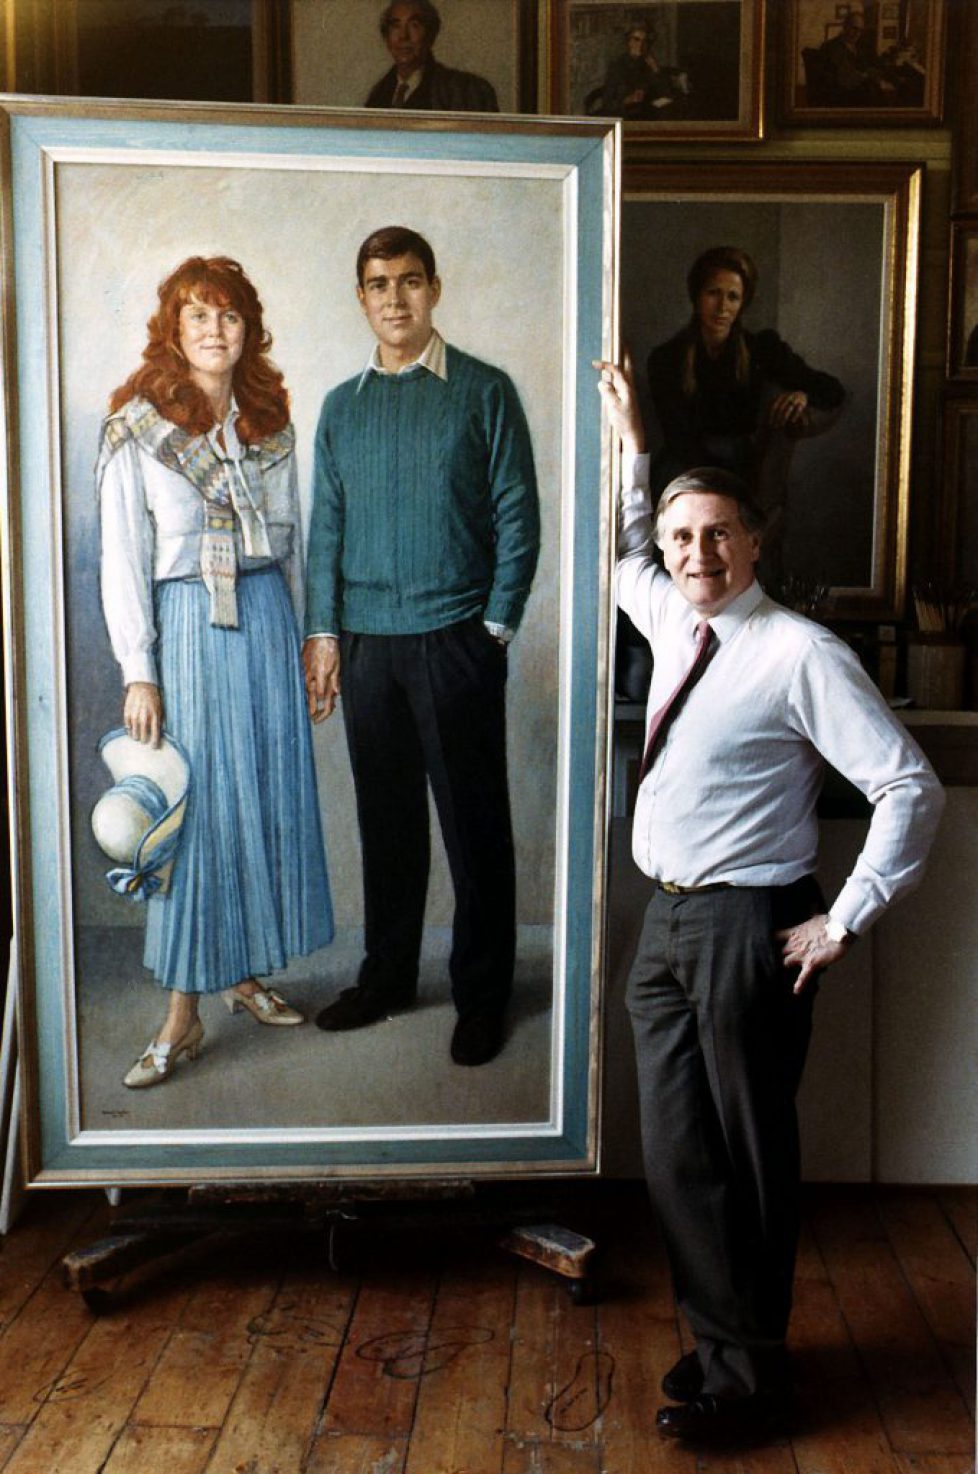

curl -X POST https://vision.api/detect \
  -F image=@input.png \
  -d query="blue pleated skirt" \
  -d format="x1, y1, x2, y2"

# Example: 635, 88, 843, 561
143, 567, 334, 992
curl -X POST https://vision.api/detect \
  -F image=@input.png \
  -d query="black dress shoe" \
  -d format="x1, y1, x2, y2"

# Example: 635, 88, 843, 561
655, 1391, 791, 1443
661, 1350, 703, 1402
315, 985, 416, 1031
450, 1008, 505, 1066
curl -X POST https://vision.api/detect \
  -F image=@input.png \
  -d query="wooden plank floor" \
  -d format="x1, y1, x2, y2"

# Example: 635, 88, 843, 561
0, 1183, 972, 1473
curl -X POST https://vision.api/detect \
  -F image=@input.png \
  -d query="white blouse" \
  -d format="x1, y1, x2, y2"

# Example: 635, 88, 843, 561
98, 409, 302, 687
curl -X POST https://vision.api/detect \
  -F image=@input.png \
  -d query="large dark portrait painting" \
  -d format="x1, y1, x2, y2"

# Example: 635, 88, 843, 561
622, 163, 920, 619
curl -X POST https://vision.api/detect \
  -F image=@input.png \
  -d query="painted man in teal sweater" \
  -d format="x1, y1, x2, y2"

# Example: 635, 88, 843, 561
303, 226, 540, 1066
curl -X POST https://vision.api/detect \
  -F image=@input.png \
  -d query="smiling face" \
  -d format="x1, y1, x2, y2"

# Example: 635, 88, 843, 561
357, 252, 441, 369
177, 293, 245, 392
695, 268, 745, 349
659, 491, 760, 616
384, 2, 432, 75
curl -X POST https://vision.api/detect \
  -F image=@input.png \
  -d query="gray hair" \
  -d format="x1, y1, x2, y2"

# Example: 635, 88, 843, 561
653, 467, 766, 547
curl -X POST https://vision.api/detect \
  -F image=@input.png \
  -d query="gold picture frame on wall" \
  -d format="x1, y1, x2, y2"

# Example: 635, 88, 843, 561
780, 0, 946, 127
619, 161, 922, 621
546, 0, 765, 141
0, 97, 618, 1187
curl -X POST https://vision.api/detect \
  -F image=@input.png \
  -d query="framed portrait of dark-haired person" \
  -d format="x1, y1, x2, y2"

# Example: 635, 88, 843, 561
288, 0, 538, 113
621, 161, 921, 621
0, 98, 619, 1187
547, 0, 765, 141
780, 0, 946, 127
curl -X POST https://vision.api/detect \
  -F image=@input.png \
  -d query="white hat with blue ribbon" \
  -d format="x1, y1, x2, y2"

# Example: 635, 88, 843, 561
91, 729, 190, 901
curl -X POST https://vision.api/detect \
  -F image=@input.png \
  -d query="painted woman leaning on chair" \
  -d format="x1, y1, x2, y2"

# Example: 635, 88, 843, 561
96, 255, 333, 1089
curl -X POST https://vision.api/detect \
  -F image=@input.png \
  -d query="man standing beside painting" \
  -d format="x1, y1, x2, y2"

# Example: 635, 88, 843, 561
595, 355, 943, 1444
303, 225, 539, 1069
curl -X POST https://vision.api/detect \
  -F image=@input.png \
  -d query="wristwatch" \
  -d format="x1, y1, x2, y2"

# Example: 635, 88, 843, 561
824, 915, 851, 945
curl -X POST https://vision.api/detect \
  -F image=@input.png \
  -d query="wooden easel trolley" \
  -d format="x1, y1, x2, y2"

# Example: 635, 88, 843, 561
62, 1180, 599, 1313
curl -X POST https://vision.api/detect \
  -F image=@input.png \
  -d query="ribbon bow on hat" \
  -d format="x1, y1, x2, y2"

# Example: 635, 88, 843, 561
91, 729, 191, 901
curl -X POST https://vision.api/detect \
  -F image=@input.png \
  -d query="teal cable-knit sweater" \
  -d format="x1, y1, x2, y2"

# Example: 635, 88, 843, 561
304, 345, 540, 636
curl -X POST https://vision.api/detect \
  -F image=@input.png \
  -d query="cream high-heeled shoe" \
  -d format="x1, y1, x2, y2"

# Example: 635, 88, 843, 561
123, 1017, 204, 1089
222, 983, 304, 1026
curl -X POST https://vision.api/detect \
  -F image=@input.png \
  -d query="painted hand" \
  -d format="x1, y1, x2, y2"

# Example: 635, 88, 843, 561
302, 635, 341, 724
123, 682, 163, 747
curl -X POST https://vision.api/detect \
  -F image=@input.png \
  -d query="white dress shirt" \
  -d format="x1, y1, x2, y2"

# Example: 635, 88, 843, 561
617, 453, 944, 935
98, 405, 301, 687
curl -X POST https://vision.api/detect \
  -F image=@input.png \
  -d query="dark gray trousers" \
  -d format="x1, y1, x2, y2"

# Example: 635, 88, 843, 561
626, 875, 822, 1398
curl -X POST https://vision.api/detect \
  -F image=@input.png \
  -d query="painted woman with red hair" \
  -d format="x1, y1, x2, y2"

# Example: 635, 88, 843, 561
97, 256, 333, 1089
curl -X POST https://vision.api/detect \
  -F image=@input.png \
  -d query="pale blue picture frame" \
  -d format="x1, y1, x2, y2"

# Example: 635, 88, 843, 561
1, 99, 619, 1185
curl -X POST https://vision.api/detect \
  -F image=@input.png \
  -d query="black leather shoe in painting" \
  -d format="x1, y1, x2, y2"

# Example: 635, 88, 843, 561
315, 985, 416, 1031
450, 1008, 506, 1066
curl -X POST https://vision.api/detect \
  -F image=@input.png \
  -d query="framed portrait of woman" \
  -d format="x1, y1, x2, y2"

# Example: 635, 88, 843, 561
780, 0, 946, 127
0, 99, 618, 1186
621, 161, 921, 620
546, 0, 765, 142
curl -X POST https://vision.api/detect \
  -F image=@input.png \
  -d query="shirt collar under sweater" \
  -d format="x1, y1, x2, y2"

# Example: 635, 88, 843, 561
357, 329, 447, 392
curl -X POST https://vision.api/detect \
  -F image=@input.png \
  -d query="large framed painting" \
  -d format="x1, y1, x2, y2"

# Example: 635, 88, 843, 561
0, 99, 619, 1185
621, 161, 921, 620
547, 0, 765, 142
780, 0, 946, 127
289, 0, 538, 114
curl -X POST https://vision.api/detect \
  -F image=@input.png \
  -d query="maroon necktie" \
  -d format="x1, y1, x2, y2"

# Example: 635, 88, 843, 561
637, 620, 716, 784
392, 81, 410, 105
